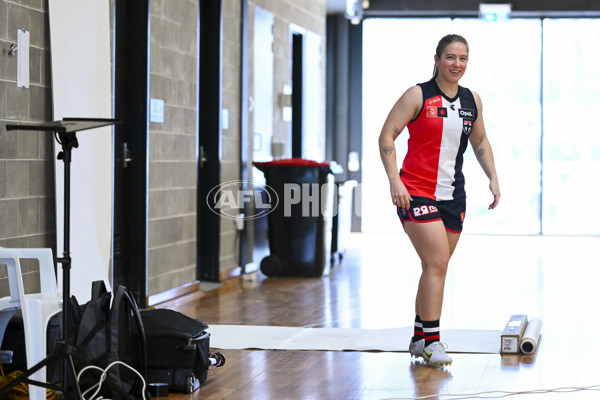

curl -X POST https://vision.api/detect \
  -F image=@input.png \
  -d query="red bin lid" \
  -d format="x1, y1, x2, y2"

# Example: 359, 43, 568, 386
253, 158, 331, 167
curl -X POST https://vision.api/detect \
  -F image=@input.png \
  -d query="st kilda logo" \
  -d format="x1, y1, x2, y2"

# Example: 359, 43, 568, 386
459, 108, 474, 135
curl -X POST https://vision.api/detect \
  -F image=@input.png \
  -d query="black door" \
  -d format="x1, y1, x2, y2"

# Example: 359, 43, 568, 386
292, 32, 304, 158
197, 0, 222, 282
113, 0, 150, 306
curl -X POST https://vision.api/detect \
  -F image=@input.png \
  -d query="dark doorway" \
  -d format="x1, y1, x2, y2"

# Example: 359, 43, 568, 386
197, 0, 222, 282
291, 32, 303, 158
113, 0, 150, 306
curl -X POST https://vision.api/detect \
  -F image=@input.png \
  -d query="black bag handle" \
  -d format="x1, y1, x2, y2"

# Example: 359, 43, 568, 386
123, 286, 147, 379
110, 285, 147, 380
91, 280, 108, 300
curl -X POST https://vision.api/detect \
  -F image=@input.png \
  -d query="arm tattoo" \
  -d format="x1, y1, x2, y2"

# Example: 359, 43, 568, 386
393, 125, 401, 139
383, 146, 393, 156
477, 148, 486, 157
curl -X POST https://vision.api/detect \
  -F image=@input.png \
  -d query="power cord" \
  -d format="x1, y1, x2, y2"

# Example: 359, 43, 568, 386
383, 383, 600, 399
0, 364, 57, 399
76, 360, 147, 400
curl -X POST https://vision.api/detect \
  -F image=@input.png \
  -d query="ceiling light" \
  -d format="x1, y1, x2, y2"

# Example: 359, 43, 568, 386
479, 3, 512, 22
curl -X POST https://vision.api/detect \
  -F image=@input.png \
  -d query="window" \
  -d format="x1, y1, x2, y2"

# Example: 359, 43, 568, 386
362, 17, 600, 235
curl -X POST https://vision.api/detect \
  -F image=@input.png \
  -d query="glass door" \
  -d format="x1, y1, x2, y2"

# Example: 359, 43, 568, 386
363, 17, 600, 235
362, 18, 542, 234
454, 18, 542, 234
542, 19, 600, 235
362, 18, 453, 233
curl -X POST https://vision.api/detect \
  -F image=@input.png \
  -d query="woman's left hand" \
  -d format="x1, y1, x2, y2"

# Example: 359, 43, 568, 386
488, 179, 500, 210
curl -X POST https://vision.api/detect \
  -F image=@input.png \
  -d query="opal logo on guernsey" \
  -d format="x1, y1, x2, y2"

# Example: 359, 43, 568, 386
459, 108, 474, 119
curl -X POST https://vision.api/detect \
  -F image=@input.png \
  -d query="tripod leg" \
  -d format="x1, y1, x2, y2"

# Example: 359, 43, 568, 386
0, 346, 84, 400
0, 351, 58, 399
63, 353, 83, 400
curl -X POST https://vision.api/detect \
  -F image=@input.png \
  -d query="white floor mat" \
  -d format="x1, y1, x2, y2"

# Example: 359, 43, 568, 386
208, 325, 501, 353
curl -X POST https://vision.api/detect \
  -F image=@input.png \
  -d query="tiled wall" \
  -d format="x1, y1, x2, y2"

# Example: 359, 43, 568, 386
167, 0, 326, 279
225, 0, 326, 273
0, 0, 327, 299
0, 0, 54, 294
147, 0, 199, 296
251, 0, 326, 147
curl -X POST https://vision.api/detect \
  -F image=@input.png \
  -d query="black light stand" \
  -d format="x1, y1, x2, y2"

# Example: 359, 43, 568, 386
0, 118, 119, 399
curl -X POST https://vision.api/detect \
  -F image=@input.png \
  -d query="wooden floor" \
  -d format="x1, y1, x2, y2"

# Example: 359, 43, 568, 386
161, 233, 600, 400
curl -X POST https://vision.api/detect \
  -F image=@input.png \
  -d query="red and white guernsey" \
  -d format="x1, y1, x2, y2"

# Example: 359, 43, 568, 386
400, 80, 477, 201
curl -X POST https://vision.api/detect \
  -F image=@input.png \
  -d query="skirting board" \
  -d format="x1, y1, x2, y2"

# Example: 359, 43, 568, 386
208, 325, 501, 353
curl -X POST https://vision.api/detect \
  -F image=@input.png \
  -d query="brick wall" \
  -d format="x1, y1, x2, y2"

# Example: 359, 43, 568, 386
0, 0, 54, 294
147, 0, 199, 296
0, 0, 327, 298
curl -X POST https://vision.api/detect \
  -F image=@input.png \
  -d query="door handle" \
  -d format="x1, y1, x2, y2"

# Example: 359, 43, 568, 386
200, 145, 207, 168
123, 142, 132, 168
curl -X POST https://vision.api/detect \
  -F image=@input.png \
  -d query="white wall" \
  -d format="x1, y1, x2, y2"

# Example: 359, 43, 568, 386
48, 1, 113, 302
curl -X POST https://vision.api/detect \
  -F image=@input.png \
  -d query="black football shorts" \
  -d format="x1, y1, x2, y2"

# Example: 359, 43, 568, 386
397, 195, 466, 233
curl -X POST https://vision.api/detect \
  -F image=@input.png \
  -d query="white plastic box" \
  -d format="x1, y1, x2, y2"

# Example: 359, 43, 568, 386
501, 314, 528, 353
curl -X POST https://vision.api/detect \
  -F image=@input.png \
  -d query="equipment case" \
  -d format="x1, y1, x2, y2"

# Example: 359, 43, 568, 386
140, 309, 211, 393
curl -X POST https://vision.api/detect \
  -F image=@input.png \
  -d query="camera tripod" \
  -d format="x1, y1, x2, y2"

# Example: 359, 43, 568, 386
0, 118, 119, 399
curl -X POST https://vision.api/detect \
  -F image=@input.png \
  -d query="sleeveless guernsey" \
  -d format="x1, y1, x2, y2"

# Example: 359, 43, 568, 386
400, 80, 478, 201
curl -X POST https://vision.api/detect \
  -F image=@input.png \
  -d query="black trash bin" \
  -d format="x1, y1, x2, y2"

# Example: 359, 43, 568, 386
331, 180, 357, 267
253, 158, 341, 277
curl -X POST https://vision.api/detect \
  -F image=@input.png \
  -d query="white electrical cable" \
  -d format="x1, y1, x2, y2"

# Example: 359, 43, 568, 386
76, 360, 148, 400
382, 383, 600, 400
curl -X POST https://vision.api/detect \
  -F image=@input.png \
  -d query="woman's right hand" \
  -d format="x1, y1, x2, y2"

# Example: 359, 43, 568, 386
389, 177, 413, 210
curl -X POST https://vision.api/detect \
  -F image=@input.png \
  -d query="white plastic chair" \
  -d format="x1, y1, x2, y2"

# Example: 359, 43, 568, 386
0, 248, 62, 400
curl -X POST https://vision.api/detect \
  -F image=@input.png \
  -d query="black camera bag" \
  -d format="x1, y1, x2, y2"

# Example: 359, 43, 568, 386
71, 281, 147, 399
139, 309, 211, 393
